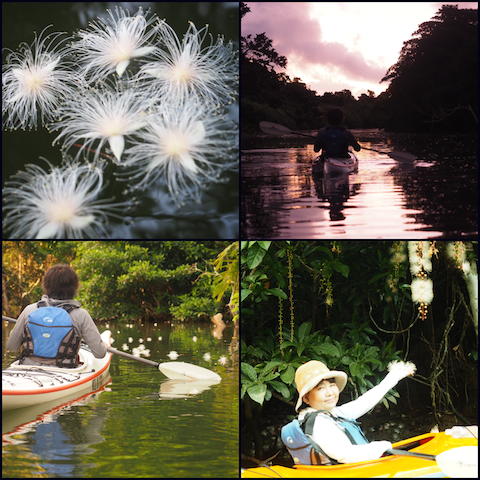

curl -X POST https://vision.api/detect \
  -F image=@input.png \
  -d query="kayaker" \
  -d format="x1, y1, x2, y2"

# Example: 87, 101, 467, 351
314, 107, 361, 158
6, 264, 107, 368
281, 359, 416, 465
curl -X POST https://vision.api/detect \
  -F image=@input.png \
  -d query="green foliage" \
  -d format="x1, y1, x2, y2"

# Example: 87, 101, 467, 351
73, 242, 228, 321
241, 321, 403, 408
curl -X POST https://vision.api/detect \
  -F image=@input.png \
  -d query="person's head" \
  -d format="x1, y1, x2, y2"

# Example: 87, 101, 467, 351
326, 108, 345, 126
294, 360, 347, 411
42, 264, 79, 300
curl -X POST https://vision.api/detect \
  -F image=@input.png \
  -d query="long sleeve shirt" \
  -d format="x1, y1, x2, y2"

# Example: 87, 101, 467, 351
298, 370, 405, 464
6, 295, 107, 363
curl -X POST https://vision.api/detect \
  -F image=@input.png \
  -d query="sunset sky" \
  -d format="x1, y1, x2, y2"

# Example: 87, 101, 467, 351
242, 2, 478, 98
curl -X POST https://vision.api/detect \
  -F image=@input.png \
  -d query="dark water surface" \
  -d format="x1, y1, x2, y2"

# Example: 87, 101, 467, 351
241, 129, 477, 239
2, 321, 239, 478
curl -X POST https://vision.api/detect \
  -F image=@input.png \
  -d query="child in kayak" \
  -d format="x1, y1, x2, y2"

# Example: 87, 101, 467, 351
281, 359, 416, 465
6, 264, 107, 368
314, 107, 361, 158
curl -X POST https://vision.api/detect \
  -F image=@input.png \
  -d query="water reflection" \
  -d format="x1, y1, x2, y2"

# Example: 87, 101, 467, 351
241, 130, 477, 239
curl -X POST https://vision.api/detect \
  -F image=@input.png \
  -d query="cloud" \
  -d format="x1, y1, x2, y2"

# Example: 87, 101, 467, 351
242, 2, 386, 84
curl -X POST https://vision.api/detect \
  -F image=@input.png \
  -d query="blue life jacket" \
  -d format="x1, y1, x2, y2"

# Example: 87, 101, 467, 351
22, 301, 81, 367
281, 410, 369, 465
322, 127, 348, 157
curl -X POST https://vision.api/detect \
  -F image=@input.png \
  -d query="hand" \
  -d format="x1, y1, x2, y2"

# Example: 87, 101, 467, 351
387, 360, 416, 380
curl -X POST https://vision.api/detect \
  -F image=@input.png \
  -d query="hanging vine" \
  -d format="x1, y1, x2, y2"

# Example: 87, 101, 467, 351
408, 241, 434, 320
286, 248, 295, 341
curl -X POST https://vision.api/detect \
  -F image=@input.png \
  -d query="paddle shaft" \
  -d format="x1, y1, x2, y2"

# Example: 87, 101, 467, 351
259, 121, 416, 160
386, 448, 436, 461
3, 315, 161, 369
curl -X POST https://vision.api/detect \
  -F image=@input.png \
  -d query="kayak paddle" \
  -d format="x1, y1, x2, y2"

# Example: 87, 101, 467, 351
3, 315, 221, 382
386, 446, 478, 478
259, 120, 417, 163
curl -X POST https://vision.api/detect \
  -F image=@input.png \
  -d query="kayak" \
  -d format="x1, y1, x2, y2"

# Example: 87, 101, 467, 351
241, 431, 478, 478
2, 330, 112, 411
313, 152, 358, 175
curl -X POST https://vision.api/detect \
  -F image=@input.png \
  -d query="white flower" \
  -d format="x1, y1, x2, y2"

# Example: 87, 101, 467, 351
51, 82, 150, 162
411, 278, 434, 304
71, 6, 158, 82
2, 158, 124, 239
203, 352, 211, 361
218, 355, 228, 366
117, 100, 238, 205
192, 336, 197, 342
137, 20, 238, 106
167, 351, 179, 360
2, 26, 79, 130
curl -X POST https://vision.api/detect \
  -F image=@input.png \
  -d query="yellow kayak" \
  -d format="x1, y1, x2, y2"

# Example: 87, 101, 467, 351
241, 432, 477, 478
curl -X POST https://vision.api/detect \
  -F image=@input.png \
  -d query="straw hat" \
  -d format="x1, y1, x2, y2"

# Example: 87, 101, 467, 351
295, 360, 347, 411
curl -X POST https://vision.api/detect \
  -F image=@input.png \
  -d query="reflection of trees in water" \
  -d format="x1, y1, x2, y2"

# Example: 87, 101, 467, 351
389, 134, 477, 237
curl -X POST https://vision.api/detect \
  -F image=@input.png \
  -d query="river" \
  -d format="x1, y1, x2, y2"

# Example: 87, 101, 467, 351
241, 129, 477, 239
2, 320, 239, 478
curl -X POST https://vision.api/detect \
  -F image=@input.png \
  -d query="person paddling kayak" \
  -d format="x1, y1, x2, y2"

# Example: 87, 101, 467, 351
281, 359, 416, 465
314, 108, 361, 158
6, 264, 107, 368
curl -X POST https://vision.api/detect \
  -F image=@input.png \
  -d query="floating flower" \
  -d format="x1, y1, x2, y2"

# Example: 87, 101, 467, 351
203, 352, 211, 361
167, 350, 179, 360
218, 355, 228, 366
2, 26, 78, 130
2, 157, 125, 239
71, 6, 158, 82
117, 100, 238, 205
51, 81, 150, 162
411, 278, 434, 304
136, 20, 238, 106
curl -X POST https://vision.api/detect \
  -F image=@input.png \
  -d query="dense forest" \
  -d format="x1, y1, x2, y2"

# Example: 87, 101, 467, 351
241, 3, 478, 133
241, 241, 477, 464
2, 241, 239, 324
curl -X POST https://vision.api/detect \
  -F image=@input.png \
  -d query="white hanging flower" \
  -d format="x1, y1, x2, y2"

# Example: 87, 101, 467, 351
411, 278, 434, 304
2, 157, 124, 239
2, 26, 79, 130
71, 6, 158, 82
167, 351, 179, 360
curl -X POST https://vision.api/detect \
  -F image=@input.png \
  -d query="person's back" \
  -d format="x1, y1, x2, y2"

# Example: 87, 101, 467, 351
6, 264, 107, 368
314, 108, 361, 158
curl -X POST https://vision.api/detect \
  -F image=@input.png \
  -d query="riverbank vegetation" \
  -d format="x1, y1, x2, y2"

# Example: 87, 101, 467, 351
241, 3, 478, 133
241, 241, 477, 463
2, 241, 238, 323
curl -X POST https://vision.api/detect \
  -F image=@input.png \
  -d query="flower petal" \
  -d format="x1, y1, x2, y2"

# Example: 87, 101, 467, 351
109, 135, 125, 161
116, 60, 131, 77
131, 46, 156, 58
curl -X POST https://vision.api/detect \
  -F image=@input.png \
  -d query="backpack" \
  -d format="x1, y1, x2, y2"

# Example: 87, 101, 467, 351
322, 127, 347, 157
21, 301, 81, 367
281, 410, 369, 465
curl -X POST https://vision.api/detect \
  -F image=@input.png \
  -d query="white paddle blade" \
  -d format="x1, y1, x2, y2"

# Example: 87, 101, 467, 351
259, 121, 292, 136
158, 362, 221, 382
388, 151, 417, 163
436, 446, 478, 478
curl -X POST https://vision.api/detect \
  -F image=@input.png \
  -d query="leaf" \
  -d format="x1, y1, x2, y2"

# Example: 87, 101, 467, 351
257, 241, 271, 251
241, 289, 252, 302
269, 380, 291, 398
241, 362, 257, 381
247, 384, 267, 405
313, 343, 340, 357
298, 322, 312, 342
333, 260, 349, 278
247, 243, 267, 269
266, 287, 287, 299
280, 365, 295, 384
